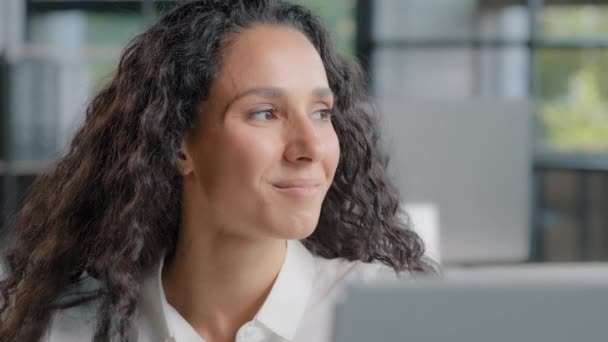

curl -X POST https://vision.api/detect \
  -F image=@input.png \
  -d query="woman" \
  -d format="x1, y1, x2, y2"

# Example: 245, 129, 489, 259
0, 1, 433, 341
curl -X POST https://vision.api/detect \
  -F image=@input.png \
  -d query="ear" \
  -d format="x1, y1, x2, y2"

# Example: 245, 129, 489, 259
177, 141, 194, 176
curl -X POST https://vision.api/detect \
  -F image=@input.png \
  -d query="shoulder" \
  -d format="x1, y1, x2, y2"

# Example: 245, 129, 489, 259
306, 255, 412, 308
43, 278, 101, 342
44, 299, 99, 342
313, 256, 410, 288
294, 256, 413, 339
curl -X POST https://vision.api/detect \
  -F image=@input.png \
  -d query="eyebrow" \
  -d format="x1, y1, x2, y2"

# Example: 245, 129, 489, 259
223, 86, 334, 113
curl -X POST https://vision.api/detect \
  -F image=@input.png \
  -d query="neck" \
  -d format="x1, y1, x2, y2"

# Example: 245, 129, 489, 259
162, 224, 287, 341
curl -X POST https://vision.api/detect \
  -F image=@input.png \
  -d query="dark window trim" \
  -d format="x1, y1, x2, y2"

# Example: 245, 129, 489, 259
371, 39, 608, 49
355, 0, 373, 81
26, 0, 174, 13
27, 1, 143, 12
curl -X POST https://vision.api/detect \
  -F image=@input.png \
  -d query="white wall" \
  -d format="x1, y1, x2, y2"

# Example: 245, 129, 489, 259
379, 99, 532, 264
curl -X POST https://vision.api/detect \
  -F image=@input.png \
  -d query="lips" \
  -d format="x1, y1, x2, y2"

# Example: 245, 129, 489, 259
273, 179, 321, 188
272, 179, 322, 197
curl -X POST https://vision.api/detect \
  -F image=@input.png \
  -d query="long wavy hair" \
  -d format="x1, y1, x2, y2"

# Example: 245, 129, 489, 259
0, 0, 430, 341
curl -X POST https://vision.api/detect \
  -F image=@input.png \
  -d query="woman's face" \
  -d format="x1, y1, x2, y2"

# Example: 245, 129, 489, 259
180, 24, 340, 241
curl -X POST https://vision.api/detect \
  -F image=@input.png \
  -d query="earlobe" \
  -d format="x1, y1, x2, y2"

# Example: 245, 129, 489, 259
177, 144, 194, 176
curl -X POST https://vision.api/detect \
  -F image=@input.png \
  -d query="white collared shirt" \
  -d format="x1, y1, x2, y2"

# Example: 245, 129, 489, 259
46, 240, 408, 342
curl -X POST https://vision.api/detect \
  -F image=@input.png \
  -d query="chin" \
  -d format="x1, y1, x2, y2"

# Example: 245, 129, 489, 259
272, 216, 319, 240
290, 225, 317, 240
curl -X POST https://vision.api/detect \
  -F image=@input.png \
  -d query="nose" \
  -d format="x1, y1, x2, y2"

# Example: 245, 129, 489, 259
283, 114, 324, 163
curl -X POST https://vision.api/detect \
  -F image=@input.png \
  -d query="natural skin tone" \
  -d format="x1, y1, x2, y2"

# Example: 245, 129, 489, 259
161, 24, 340, 342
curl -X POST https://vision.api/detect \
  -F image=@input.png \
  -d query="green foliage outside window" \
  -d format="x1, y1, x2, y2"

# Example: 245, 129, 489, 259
540, 6, 608, 152
293, 0, 356, 56
86, 12, 147, 85
543, 65, 608, 151
86, 0, 356, 86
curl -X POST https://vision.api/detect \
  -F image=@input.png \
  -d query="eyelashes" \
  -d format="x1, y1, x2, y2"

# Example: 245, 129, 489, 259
312, 108, 333, 120
248, 108, 278, 121
247, 107, 334, 122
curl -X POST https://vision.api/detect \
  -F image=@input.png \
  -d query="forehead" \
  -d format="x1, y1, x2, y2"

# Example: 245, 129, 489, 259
213, 24, 329, 94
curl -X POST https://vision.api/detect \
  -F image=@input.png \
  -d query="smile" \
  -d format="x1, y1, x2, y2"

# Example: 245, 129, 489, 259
272, 180, 322, 198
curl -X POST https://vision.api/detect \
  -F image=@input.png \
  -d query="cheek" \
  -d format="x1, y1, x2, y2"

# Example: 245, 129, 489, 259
221, 126, 280, 180
323, 128, 340, 177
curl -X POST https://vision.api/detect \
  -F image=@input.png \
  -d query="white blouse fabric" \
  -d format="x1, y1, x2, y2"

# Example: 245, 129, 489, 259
46, 240, 407, 342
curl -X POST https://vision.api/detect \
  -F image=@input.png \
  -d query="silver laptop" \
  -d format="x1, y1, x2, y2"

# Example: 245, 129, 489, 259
332, 269, 608, 342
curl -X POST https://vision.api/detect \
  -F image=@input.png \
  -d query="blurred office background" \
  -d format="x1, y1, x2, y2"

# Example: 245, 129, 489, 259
1, 0, 607, 267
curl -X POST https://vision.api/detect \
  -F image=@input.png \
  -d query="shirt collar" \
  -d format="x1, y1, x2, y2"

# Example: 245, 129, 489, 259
254, 239, 316, 339
139, 239, 316, 341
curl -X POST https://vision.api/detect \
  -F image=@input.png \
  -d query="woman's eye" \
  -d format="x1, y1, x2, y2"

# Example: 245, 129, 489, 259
249, 109, 276, 121
312, 108, 333, 120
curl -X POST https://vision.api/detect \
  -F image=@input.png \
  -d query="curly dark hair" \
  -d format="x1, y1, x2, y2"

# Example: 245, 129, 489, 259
0, 0, 430, 341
